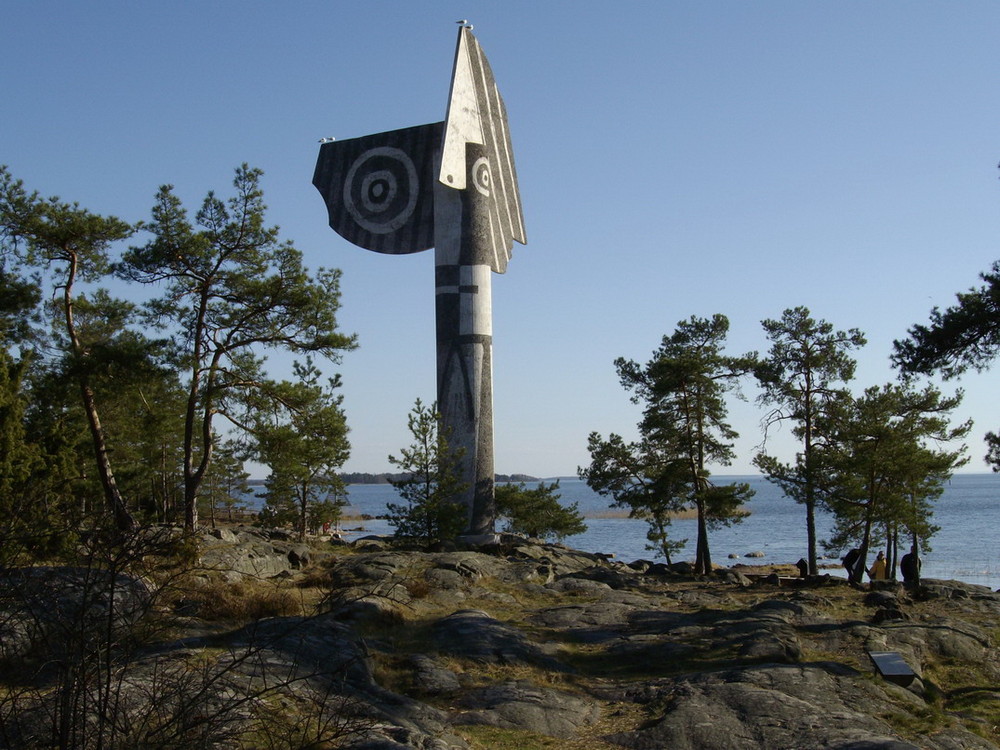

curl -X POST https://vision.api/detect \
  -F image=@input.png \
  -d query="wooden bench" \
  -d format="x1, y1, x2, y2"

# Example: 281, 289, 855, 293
867, 650, 916, 686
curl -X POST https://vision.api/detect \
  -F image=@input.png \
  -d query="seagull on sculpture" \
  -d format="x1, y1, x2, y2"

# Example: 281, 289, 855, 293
456, 19, 467, 24
318, 137, 336, 143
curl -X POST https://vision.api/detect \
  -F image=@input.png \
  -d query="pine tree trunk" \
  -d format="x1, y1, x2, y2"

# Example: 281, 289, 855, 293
79, 381, 136, 532
64, 253, 135, 533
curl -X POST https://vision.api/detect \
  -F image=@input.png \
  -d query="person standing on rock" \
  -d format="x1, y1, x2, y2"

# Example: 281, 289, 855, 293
842, 548, 862, 584
900, 548, 921, 585
868, 550, 888, 581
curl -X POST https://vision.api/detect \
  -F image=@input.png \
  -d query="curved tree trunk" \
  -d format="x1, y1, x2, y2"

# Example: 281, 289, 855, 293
79, 380, 136, 532
64, 251, 136, 533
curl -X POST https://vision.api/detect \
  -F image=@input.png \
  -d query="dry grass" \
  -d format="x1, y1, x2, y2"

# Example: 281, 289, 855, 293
921, 660, 1000, 743
187, 578, 304, 623
455, 692, 647, 750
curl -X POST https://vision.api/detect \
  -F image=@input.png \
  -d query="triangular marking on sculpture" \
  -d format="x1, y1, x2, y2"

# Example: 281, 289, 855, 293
487, 212, 501, 270
442, 347, 476, 418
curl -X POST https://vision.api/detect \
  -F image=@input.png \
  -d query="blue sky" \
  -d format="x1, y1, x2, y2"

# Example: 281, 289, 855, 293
4, 2, 1000, 477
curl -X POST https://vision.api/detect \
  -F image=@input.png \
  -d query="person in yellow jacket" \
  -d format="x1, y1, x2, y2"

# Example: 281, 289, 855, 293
868, 550, 888, 581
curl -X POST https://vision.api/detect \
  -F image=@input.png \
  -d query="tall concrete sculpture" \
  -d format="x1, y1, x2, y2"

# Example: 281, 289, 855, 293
313, 27, 526, 539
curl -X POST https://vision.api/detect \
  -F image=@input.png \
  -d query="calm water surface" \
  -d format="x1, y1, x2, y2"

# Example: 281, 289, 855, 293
268, 474, 1000, 591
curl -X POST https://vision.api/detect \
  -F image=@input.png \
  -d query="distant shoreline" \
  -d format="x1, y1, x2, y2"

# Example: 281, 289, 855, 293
248, 472, 999, 485
337, 507, 702, 522
247, 472, 542, 487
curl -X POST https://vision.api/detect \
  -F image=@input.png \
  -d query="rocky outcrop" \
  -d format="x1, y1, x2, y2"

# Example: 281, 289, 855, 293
451, 681, 602, 739
601, 664, 963, 750
431, 609, 565, 669
3, 535, 998, 749
0, 566, 150, 661
195, 525, 328, 580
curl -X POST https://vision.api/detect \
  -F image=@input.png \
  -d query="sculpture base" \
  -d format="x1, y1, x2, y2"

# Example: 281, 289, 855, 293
458, 533, 500, 548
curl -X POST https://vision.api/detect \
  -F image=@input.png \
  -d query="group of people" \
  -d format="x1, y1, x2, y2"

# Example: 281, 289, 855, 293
840, 547, 921, 584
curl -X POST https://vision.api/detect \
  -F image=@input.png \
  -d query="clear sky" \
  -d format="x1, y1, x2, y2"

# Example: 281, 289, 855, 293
4, 2, 999, 477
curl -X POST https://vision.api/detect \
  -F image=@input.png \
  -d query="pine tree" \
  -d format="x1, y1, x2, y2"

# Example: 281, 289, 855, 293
494, 481, 586, 541
820, 383, 969, 582
120, 165, 356, 529
253, 360, 350, 541
584, 315, 755, 573
386, 400, 467, 546
0, 167, 138, 531
754, 307, 866, 574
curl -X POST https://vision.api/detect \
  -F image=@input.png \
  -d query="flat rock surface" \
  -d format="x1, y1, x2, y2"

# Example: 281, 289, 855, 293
5, 536, 999, 749
451, 680, 602, 738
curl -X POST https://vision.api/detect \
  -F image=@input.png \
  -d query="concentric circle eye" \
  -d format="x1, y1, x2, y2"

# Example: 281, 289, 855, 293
472, 156, 491, 197
343, 147, 419, 234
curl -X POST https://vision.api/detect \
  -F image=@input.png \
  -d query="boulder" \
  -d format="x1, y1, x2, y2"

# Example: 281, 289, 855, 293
429, 551, 507, 580
409, 654, 462, 696
668, 561, 696, 575
546, 577, 612, 596
560, 564, 642, 590
528, 601, 637, 643
431, 609, 564, 669
865, 590, 901, 608
0, 566, 150, 660
354, 536, 392, 552
197, 531, 309, 579
601, 665, 975, 750
715, 568, 752, 587
878, 618, 992, 664
625, 559, 653, 573
451, 680, 601, 738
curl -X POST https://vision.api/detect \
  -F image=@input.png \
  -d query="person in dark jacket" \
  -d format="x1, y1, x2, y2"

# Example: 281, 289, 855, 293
843, 548, 862, 584
900, 547, 921, 584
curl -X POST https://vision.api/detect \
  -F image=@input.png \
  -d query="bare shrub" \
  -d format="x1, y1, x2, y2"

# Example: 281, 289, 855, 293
404, 576, 431, 599
0, 519, 374, 749
189, 579, 302, 623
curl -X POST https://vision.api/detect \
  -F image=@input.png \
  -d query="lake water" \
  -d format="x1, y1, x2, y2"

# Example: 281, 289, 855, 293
252, 474, 1000, 591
